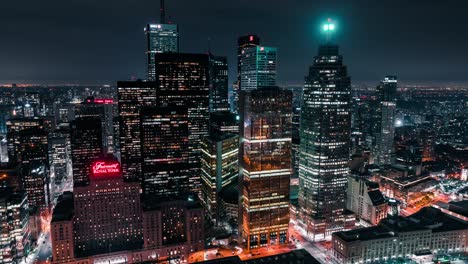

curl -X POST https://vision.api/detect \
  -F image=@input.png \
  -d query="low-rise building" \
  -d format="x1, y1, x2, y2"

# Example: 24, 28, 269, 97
346, 175, 388, 225
333, 206, 467, 264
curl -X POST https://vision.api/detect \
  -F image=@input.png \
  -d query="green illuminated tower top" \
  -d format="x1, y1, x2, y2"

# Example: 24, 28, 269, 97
322, 18, 336, 42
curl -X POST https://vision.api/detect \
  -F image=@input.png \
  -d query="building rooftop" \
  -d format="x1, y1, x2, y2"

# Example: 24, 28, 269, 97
368, 190, 387, 206
408, 207, 467, 232
334, 225, 395, 243
52, 191, 74, 222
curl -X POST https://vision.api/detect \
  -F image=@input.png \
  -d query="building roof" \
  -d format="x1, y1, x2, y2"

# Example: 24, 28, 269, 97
334, 225, 395, 243
52, 191, 74, 222
408, 207, 467, 232
193, 256, 242, 264
367, 190, 387, 206
244, 249, 320, 264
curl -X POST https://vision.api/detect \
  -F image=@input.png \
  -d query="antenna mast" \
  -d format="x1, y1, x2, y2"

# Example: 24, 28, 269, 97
160, 0, 166, 24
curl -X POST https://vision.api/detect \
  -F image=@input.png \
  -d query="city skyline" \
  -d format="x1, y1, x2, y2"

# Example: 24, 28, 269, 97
0, 2, 467, 264
1, 1, 468, 84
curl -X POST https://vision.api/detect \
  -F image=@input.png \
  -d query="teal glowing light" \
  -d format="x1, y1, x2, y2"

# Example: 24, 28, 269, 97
322, 19, 335, 32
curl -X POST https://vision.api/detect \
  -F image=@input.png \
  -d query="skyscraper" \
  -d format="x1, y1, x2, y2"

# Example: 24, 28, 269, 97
154, 53, 210, 195
117, 81, 157, 182
234, 35, 260, 113
239, 87, 292, 250
6, 118, 44, 163
298, 22, 352, 239
145, 0, 179, 81
374, 76, 397, 165
240, 46, 277, 91
18, 127, 50, 211
209, 54, 230, 113
75, 97, 116, 152
0, 188, 30, 264
140, 106, 190, 197
70, 117, 103, 187
200, 133, 238, 223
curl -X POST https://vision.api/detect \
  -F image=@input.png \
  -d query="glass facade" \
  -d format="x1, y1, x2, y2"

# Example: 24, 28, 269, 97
234, 35, 260, 114
298, 44, 351, 240
71, 117, 103, 187
155, 53, 210, 195
374, 76, 397, 165
140, 106, 190, 197
200, 133, 238, 222
145, 23, 179, 81
209, 55, 230, 113
240, 46, 277, 91
240, 87, 292, 250
117, 81, 157, 182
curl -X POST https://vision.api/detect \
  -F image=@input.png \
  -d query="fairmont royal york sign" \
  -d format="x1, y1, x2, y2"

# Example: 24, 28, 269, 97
91, 161, 121, 179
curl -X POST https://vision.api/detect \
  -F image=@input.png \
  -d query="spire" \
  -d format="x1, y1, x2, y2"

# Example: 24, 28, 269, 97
160, 0, 166, 24
322, 18, 336, 43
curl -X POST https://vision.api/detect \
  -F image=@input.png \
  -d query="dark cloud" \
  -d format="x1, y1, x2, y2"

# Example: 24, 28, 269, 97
1, 0, 467, 84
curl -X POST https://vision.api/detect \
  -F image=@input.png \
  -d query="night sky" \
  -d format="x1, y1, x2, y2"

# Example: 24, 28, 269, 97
1, 0, 467, 85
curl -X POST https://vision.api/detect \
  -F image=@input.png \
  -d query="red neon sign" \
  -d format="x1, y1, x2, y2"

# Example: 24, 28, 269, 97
91, 161, 121, 178
94, 98, 114, 104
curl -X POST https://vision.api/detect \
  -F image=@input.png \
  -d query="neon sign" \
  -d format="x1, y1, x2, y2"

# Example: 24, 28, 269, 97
94, 99, 114, 104
91, 161, 121, 178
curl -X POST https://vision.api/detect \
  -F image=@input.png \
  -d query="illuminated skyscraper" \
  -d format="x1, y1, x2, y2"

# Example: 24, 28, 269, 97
200, 133, 238, 223
154, 53, 210, 194
239, 87, 292, 250
234, 35, 260, 113
209, 54, 230, 113
374, 76, 397, 165
0, 188, 30, 263
145, 0, 179, 80
70, 117, 103, 187
298, 21, 352, 239
240, 46, 277, 91
6, 118, 44, 163
140, 106, 190, 197
117, 81, 157, 182
75, 97, 116, 152
18, 127, 50, 211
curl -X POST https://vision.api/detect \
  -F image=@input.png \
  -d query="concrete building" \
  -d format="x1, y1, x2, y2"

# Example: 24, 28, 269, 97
346, 175, 388, 225
333, 206, 467, 264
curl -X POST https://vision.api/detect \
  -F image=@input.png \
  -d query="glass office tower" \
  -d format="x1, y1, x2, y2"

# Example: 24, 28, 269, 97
298, 44, 352, 240
240, 46, 277, 91
239, 87, 292, 250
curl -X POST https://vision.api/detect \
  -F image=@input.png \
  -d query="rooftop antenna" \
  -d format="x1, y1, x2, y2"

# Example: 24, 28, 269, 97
207, 37, 212, 55
160, 0, 166, 24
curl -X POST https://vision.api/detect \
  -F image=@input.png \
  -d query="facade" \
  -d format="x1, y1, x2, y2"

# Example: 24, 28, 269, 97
240, 46, 277, 91
333, 206, 467, 264
346, 175, 388, 225
18, 127, 50, 211
51, 161, 204, 264
298, 44, 352, 240
140, 106, 190, 197
209, 55, 230, 113
145, 23, 179, 81
0, 188, 30, 264
209, 111, 239, 135
374, 76, 397, 165
72, 157, 142, 257
154, 53, 210, 194
48, 136, 71, 185
117, 80, 157, 182
239, 87, 292, 250
75, 97, 116, 152
6, 118, 44, 163
200, 133, 239, 222
70, 117, 103, 187
234, 35, 260, 114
